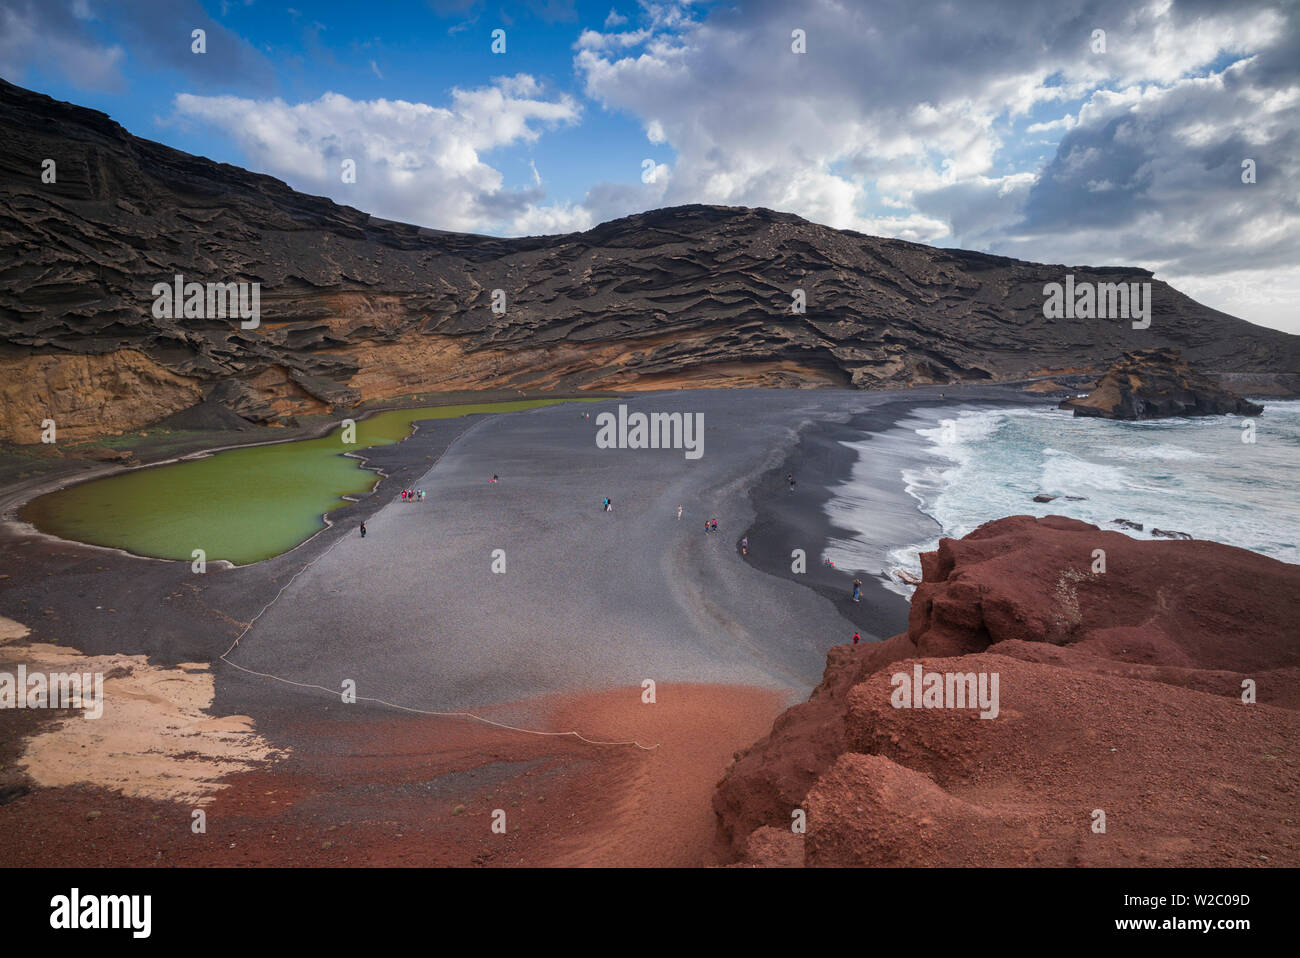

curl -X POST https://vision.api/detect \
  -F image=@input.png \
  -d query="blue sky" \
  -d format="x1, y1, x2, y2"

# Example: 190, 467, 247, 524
2, 0, 1298, 333
14, 0, 665, 209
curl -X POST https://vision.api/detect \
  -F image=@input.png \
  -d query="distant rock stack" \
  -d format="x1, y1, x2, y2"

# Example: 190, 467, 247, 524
1058, 347, 1264, 420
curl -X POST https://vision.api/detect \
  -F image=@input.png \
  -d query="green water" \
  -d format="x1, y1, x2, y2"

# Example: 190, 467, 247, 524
22, 400, 581, 565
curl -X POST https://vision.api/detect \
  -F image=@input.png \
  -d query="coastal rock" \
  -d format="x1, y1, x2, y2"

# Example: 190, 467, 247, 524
713, 515, 1300, 865
1058, 347, 1265, 420
1112, 519, 1143, 531
2, 79, 1298, 443
1032, 494, 1056, 502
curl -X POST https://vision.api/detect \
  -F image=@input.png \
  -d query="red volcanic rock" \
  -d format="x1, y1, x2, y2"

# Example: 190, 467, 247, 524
732, 826, 805, 868
714, 515, 1300, 866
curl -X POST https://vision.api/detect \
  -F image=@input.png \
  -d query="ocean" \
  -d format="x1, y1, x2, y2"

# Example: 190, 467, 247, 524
824, 399, 1300, 597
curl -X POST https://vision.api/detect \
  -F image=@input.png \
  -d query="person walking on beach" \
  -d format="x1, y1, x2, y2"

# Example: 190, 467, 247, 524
787, 473, 796, 491
740, 536, 748, 556
851, 631, 861, 645
360, 521, 367, 538
704, 519, 711, 534
710, 518, 718, 533
852, 578, 862, 603
677, 505, 683, 521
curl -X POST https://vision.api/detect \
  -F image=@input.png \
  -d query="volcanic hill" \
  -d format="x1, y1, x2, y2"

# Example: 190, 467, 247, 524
2, 79, 1297, 442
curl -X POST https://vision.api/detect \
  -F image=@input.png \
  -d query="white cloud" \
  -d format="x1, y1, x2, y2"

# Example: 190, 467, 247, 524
172, 78, 581, 234
559, 0, 1300, 331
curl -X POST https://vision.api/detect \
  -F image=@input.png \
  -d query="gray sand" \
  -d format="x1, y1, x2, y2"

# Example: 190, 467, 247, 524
223, 386, 1036, 713
228, 391, 878, 710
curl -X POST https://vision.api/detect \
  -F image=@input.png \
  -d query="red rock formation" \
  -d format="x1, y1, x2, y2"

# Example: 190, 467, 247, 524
715, 515, 1300, 866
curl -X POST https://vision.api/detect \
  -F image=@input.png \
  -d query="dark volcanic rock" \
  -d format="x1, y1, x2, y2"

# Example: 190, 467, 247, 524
1, 79, 1297, 441
1059, 347, 1266, 420
151, 400, 257, 432
713, 515, 1300, 866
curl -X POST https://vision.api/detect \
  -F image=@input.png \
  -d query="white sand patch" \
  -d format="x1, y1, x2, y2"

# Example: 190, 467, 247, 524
2, 636, 285, 804
0, 615, 30, 645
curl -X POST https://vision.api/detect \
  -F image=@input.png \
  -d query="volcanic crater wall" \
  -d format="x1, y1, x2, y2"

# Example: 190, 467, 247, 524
2, 79, 1298, 442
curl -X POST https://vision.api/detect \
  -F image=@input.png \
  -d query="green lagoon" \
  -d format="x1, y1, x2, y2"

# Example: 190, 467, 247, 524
22, 399, 582, 565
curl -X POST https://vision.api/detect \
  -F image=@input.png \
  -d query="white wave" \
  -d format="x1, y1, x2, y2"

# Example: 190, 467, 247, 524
1096, 443, 1211, 462
823, 401, 1300, 599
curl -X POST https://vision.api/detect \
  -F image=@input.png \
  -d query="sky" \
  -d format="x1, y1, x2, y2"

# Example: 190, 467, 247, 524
1, 0, 1297, 334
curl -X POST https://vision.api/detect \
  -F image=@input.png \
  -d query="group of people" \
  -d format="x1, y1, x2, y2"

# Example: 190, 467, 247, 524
703, 517, 719, 533
602, 496, 613, 512
401, 488, 426, 502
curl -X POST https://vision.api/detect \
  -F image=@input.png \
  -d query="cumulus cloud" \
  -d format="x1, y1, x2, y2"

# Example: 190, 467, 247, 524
562, 0, 1300, 332
171, 76, 582, 235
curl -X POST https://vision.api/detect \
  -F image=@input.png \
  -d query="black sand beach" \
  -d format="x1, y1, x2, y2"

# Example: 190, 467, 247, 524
0, 383, 1082, 867
1, 384, 1052, 744
741, 390, 1046, 639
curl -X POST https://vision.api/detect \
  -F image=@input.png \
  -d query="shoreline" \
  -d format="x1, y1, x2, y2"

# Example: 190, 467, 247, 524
741, 391, 1046, 640
4, 399, 595, 568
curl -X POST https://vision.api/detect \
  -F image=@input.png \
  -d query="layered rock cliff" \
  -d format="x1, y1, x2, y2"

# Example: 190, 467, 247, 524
1060, 347, 1265, 419
714, 516, 1300, 867
2, 79, 1298, 443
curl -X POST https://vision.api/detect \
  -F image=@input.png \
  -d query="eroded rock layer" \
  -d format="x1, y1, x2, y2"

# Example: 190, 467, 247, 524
2, 79, 1298, 442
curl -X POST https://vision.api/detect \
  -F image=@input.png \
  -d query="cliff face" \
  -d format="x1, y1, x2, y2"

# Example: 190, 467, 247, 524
713, 516, 1300, 867
3, 78, 1298, 443
1060, 347, 1265, 420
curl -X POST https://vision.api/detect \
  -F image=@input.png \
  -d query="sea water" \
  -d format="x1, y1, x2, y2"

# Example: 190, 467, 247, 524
825, 400, 1300, 597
